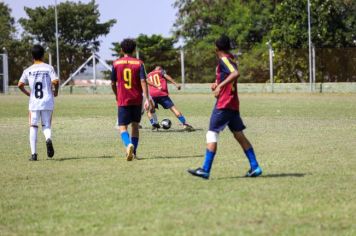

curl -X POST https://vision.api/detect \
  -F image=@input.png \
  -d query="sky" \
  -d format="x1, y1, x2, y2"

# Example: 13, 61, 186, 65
3, 0, 177, 60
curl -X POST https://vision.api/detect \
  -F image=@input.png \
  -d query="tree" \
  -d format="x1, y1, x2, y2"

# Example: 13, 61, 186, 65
174, 0, 356, 83
0, 3, 32, 85
0, 2, 15, 46
173, 0, 276, 83
19, 0, 116, 82
270, 0, 356, 82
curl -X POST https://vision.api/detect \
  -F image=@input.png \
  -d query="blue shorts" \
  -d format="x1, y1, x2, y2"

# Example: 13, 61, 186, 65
118, 105, 142, 126
152, 96, 174, 109
209, 108, 246, 132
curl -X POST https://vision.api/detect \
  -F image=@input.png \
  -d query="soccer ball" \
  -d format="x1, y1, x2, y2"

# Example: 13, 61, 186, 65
161, 119, 172, 130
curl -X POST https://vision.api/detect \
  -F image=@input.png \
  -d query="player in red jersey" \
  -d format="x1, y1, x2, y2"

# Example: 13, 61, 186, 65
111, 38, 151, 161
146, 66, 193, 131
188, 35, 262, 179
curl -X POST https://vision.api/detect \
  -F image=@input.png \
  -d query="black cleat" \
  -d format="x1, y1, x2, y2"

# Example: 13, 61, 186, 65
183, 123, 194, 132
29, 154, 38, 161
187, 167, 210, 179
46, 139, 54, 158
152, 123, 161, 131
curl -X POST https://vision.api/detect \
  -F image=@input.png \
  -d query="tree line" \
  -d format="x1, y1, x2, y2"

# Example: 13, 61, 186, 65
0, 0, 355, 85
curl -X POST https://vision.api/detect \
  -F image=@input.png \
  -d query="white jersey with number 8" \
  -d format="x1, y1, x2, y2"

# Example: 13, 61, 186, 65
19, 63, 58, 111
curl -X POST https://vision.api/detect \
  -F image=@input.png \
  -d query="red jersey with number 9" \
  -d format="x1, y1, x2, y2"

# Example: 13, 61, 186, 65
112, 56, 146, 106
147, 69, 169, 97
215, 55, 239, 111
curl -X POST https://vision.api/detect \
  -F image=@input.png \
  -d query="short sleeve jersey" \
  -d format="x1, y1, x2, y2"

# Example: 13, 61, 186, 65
19, 63, 58, 111
111, 56, 146, 106
215, 55, 239, 111
147, 69, 169, 97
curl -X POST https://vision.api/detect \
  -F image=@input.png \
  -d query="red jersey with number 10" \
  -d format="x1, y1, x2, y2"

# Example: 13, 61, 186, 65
215, 54, 239, 111
147, 69, 169, 97
112, 56, 146, 106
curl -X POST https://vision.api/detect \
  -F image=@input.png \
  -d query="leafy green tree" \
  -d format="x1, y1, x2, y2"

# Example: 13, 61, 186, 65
0, 3, 32, 85
0, 2, 15, 46
173, 0, 276, 83
270, 0, 356, 82
19, 0, 116, 82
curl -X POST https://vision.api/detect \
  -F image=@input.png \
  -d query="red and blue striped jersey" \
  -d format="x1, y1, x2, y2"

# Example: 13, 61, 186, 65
215, 54, 239, 111
111, 56, 146, 106
147, 69, 169, 97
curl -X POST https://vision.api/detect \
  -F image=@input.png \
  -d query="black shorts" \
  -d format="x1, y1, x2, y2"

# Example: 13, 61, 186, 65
209, 108, 246, 132
118, 105, 142, 126
152, 96, 174, 109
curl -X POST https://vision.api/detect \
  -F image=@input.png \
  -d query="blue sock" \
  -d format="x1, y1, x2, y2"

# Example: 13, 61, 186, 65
244, 147, 259, 170
202, 149, 216, 173
177, 115, 186, 125
149, 118, 154, 125
131, 137, 139, 154
120, 131, 131, 147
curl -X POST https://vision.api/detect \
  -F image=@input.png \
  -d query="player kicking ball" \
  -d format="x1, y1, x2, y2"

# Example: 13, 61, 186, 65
18, 45, 59, 161
146, 66, 193, 131
188, 35, 262, 179
111, 38, 151, 161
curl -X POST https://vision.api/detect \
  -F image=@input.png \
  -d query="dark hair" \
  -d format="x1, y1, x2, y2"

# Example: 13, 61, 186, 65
32, 44, 45, 60
215, 35, 231, 51
120, 38, 136, 54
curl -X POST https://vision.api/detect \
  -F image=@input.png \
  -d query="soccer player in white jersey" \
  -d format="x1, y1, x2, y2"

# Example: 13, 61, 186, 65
18, 45, 59, 161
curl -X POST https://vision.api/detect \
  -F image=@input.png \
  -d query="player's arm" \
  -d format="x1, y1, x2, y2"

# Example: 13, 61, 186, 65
18, 72, 30, 96
52, 80, 59, 97
18, 81, 30, 96
111, 66, 118, 101
163, 72, 181, 90
213, 58, 239, 97
49, 67, 59, 97
140, 64, 151, 111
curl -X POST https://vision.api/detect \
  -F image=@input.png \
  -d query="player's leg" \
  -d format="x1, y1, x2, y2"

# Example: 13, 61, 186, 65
29, 111, 39, 161
165, 96, 193, 130
229, 112, 262, 177
188, 108, 227, 179
130, 105, 142, 159
131, 122, 139, 157
118, 106, 134, 160
41, 110, 54, 158
233, 131, 262, 177
147, 97, 160, 130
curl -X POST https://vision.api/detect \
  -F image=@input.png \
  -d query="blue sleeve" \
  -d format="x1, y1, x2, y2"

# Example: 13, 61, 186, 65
111, 66, 116, 83
219, 58, 237, 76
139, 64, 147, 80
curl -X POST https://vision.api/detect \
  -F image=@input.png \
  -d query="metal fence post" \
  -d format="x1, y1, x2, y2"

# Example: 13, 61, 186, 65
312, 44, 316, 92
1, 50, 9, 94
267, 41, 274, 93
180, 47, 185, 88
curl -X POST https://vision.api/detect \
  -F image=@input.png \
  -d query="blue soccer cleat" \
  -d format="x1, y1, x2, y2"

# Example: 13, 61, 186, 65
245, 166, 263, 177
187, 167, 210, 179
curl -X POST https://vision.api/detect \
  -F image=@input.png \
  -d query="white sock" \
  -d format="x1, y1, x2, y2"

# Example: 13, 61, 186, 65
43, 127, 51, 141
152, 113, 158, 124
30, 127, 38, 155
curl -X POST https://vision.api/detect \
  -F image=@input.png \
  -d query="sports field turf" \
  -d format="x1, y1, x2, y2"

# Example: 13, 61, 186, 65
0, 93, 355, 235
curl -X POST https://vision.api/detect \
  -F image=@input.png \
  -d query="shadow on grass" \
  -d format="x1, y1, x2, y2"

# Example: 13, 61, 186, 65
140, 127, 204, 133
216, 173, 308, 180
139, 154, 204, 160
52, 155, 114, 161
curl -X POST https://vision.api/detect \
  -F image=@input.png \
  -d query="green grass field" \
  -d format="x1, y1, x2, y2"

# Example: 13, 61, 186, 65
0, 93, 355, 235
